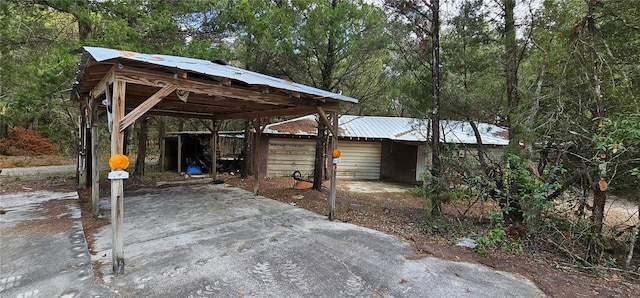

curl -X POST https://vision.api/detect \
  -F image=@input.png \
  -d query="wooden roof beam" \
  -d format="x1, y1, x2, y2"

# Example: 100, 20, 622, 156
216, 106, 318, 120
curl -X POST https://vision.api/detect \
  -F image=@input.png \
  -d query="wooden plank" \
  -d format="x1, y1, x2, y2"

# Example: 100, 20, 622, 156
90, 65, 115, 99
266, 138, 315, 177
217, 106, 317, 120
118, 85, 176, 132
156, 178, 214, 188
130, 109, 213, 119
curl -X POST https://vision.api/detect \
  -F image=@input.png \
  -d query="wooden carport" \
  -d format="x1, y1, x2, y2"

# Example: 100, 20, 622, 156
71, 46, 356, 276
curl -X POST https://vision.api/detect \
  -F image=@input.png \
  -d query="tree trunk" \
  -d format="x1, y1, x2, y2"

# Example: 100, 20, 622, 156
0, 118, 7, 139
582, 0, 606, 263
429, 0, 442, 217
313, 121, 326, 190
502, 0, 525, 225
157, 116, 166, 171
504, 0, 520, 148
123, 127, 130, 156
133, 117, 149, 177
242, 119, 252, 178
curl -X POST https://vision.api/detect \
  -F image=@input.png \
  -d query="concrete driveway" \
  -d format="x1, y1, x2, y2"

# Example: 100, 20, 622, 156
88, 184, 544, 297
0, 190, 115, 297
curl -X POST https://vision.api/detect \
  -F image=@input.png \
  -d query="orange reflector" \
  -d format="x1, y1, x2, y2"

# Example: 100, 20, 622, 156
109, 154, 130, 170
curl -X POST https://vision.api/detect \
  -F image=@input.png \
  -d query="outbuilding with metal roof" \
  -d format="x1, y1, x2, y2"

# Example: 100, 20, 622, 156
260, 115, 509, 182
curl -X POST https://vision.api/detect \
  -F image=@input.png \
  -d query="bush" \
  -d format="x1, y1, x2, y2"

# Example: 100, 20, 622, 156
0, 127, 58, 156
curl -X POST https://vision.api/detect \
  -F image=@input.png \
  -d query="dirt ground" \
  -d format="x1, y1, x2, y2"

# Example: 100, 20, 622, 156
223, 176, 640, 298
1, 174, 639, 297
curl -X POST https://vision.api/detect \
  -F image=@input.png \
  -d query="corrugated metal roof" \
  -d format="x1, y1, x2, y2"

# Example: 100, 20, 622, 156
264, 115, 509, 146
78, 47, 357, 104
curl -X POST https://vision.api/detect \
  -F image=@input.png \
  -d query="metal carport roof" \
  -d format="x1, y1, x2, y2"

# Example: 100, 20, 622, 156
71, 46, 356, 120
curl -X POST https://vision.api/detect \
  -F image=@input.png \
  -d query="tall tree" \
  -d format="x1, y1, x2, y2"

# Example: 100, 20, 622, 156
501, 0, 526, 224
0, 2, 80, 151
429, 0, 442, 216
211, 0, 392, 188
386, 0, 443, 216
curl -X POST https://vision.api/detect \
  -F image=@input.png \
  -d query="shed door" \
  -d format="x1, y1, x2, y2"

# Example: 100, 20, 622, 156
337, 141, 381, 180
267, 138, 315, 177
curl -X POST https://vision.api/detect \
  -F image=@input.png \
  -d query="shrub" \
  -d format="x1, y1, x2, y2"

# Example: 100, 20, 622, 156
0, 127, 58, 156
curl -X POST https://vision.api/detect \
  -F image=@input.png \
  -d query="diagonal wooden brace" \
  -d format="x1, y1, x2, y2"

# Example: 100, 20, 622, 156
119, 85, 177, 132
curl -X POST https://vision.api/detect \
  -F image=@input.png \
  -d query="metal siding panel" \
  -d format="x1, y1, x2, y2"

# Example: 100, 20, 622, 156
267, 139, 315, 177
337, 141, 381, 180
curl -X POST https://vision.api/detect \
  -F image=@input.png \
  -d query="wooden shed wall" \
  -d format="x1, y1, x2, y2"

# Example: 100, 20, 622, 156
266, 138, 316, 178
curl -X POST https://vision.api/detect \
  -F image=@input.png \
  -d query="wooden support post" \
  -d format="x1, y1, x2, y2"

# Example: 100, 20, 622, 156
111, 177, 124, 273
86, 127, 92, 189
328, 109, 339, 220
77, 114, 84, 187
89, 95, 100, 215
211, 119, 218, 180
91, 117, 99, 215
110, 80, 126, 276
78, 101, 88, 189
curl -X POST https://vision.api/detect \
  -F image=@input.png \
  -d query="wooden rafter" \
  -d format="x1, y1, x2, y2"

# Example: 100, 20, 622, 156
90, 65, 115, 99
217, 106, 317, 120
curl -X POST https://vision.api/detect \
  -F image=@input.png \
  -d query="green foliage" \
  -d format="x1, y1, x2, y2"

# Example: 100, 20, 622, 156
503, 154, 564, 218
472, 212, 523, 256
